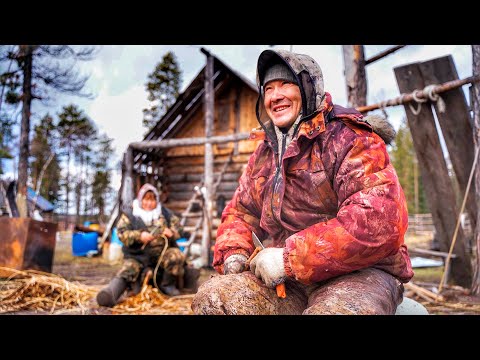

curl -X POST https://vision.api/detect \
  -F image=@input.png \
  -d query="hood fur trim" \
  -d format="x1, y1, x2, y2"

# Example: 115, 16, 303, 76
363, 114, 396, 145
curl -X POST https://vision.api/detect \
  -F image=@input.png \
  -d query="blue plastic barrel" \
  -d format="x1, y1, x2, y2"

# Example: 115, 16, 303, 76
72, 232, 99, 256
176, 237, 188, 252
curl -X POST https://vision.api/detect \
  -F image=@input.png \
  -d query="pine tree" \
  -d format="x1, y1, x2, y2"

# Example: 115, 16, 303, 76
142, 51, 182, 132
0, 45, 97, 217
30, 114, 61, 204
91, 134, 114, 221
57, 104, 95, 219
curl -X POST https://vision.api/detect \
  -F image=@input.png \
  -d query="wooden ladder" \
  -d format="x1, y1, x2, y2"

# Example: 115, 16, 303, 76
178, 152, 234, 255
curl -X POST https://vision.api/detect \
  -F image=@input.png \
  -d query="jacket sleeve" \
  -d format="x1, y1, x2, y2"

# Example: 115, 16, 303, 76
169, 212, 183, 241
283, 126, 409, 285
212, 152, 267, 274
116, 213, 143, 247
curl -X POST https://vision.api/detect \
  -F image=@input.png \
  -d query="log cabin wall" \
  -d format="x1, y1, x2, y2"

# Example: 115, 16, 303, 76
131, 55, 261, 246
163, 78, 260, 233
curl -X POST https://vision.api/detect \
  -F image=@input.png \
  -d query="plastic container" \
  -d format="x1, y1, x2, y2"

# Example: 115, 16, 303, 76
72, 232, 99, 257
111, 228, 123, 246
108, 242, 123, 263
176, 238, 188, 252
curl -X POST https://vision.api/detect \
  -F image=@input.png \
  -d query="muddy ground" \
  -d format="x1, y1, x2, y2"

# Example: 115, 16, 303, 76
4, 231, 480, 315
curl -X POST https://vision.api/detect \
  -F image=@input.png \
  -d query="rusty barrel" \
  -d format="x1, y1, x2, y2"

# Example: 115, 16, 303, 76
0, 218, 58, 277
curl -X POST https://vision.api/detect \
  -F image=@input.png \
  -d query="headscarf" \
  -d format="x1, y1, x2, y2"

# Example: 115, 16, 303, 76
132, 183, 162, 226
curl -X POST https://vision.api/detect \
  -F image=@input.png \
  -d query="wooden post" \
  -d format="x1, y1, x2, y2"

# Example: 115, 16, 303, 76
120, 146, 135, 214
201, 47, 214, 267
395, 62, 473, 287
472, 45, 480, 294
418, 56, 476, 231
342, 45, 367, 108
233, 87, 241, 155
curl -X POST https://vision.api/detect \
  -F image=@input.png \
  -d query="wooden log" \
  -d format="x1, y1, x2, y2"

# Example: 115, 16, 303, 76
166, 163, 246, 175
409, 247, 457, 259
121, 147, 135, 213
342, 45, 367, 107
418, 56, 476, 231
168, 172, 240, 183
405, 282, 445, 302
163, 153, 251, 166
357, 75, 480, 114
395, 62, 473, 287
130, 132, 250, 151
216, 182, 240, 192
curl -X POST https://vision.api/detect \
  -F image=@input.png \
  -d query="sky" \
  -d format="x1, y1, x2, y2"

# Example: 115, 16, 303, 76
1, 45, 473, 209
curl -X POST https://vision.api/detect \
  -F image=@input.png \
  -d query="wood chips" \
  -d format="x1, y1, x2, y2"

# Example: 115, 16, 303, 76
0, 266, 97, 314
405, 281, 480, 314
112, 284, 194, 315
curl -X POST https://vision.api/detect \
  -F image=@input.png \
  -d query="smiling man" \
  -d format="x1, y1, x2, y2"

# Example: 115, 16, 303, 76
192, 49, 413, 315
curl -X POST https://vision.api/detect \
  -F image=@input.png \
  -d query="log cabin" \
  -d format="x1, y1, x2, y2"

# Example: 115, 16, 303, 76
121, 50, 261, 262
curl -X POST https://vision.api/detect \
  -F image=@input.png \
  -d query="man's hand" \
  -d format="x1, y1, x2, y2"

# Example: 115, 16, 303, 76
223, 254, 248, 275
249, 247, 286, 288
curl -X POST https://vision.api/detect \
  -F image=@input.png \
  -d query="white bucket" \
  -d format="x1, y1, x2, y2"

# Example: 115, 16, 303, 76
108, 242, 124, 264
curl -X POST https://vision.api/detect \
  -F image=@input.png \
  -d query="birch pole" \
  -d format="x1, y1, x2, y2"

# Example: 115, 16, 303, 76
201, 48, 214, 267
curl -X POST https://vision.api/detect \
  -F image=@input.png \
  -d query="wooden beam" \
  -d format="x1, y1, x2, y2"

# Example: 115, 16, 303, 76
365, 45, 406, 65
120, 147, 135, 214
342, 45, 367, 107
409, 247, 457, 259
418, 55, 476, 231
129, 132, 250, 151
395, 61, 473, 287
357, 75, 480, 113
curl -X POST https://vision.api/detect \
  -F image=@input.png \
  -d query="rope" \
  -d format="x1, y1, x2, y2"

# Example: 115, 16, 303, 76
408, 85, 447, 116
153, 235, 169, 291
379, 100, 389, 120
424, 84, 447, 113
409, 89, 428, 115
437, 145, 480, 296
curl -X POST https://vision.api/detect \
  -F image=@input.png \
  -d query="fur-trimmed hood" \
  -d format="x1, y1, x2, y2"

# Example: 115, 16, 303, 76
363, 114, 396, 145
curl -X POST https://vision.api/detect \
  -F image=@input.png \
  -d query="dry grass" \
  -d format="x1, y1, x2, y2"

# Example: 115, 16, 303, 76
112, 285, 194, 315
0, 266, 97, 314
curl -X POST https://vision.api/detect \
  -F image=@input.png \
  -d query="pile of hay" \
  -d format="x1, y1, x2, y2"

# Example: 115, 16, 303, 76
0, 266, 96, 314
112, 285, 194, 315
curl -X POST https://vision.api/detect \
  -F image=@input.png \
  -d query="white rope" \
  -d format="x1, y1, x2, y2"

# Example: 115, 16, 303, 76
408, 85, 447, 116
379, 100, 389, 119
424, 84, 447, 113
409, 89, 428, 115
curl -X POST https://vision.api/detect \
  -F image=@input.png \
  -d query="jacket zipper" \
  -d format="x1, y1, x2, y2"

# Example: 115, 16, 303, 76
271, 132, 287, 223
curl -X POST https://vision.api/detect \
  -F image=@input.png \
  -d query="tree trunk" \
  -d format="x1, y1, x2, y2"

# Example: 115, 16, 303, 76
16, 45, 34, 218
342, 45, 367, 108
65, 146, 71, 226
471, 45, 480, 294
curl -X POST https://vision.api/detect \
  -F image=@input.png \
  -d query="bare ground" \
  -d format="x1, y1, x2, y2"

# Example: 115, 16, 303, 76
3, 231, 480, 315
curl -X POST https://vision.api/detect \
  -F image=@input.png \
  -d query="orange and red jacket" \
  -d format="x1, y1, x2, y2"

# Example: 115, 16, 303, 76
213, 94, 413, 285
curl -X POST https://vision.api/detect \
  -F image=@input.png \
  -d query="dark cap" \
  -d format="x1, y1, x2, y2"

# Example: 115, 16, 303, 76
262, 62, 297, 87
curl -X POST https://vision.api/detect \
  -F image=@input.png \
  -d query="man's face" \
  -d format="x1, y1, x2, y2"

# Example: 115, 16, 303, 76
264, 80, 302, 129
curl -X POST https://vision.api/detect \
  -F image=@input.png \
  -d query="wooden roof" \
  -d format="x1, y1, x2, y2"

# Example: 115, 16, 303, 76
134, 54, 258, 167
